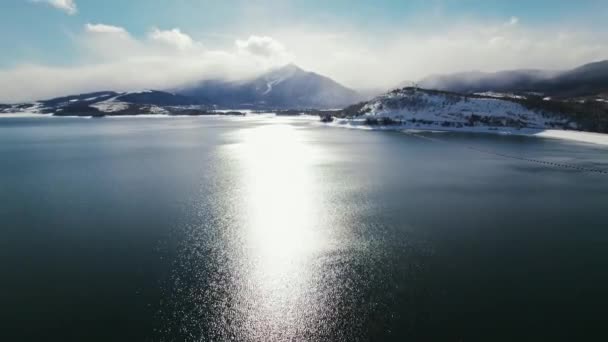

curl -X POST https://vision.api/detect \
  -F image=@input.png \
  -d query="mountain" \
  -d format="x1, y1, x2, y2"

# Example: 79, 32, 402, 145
113, 90, 202, 106
39, 91, 119, 107
417, 60, 608, 98
536, 60, 608, 98
419, 70, 558, 94
1, 64, 361, 114
177, 64, 361, 109
1, 90, 213, 116
336, 87, 608, 132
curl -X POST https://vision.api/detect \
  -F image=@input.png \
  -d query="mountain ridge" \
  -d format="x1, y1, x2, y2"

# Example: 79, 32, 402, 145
417, 60, 608, 98
0, 64, 362, 114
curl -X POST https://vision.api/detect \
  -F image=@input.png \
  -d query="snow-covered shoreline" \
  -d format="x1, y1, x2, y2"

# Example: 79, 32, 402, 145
532, 130, 608, 146
0, 112, 237, 119
0, 112, 54, 118
322, 118, 608, 146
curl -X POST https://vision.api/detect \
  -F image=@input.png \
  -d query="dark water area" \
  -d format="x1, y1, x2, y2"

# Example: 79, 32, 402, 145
1, 115, 608, 341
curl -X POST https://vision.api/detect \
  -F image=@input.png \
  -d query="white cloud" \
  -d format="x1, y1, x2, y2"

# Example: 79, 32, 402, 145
272, 21, 608, 90
85, 23, 128, 35
234, 35, 293, 69
1, 18, 608, 102
236, 35, 289, 58
80, 23, 142, 60
31, 0, 77, 15
0, 25, 290, 102
149, 28, 196, 51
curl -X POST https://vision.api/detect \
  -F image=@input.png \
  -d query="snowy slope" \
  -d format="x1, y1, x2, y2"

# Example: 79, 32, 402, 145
1, 90, 204, 116
354, 88, 572, 130
90, 97, 130, 113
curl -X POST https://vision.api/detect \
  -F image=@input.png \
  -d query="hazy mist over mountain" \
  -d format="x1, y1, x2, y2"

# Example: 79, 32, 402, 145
176, 64, 361, 109
418, 60, 608, 98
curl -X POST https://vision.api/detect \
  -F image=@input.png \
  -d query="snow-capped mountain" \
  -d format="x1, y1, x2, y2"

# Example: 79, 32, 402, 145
1, 90, 210, 116
177, 64, 362, 109
339, 87, 575, 131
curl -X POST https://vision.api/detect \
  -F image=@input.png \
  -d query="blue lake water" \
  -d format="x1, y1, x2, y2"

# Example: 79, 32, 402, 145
1, 116, 608, 341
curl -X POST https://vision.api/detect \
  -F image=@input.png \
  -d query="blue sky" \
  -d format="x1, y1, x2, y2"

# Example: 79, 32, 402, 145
1, 0, 607, 101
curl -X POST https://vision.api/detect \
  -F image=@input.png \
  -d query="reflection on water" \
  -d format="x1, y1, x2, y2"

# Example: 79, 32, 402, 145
232, 124, 330, 340
164, 123, 340, 341
238, 124, 326, 261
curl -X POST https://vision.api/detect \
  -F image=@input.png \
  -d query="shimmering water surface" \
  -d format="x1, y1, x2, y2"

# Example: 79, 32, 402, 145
1, 116, 608, 341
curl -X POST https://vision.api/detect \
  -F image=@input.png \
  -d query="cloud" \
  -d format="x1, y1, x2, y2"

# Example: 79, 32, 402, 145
80, 23, 142, 60
1, 17, 608, 102
271, 20, 608, 90
85, 23, 128, 35
31, 0, 77, 15
0, 24, 292, 102
236, 35, 289, 59
149, 28, 196, 51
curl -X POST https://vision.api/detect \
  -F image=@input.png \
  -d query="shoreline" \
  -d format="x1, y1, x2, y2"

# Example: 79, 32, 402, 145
320, 118, 608, 147
2, 112, 608, 147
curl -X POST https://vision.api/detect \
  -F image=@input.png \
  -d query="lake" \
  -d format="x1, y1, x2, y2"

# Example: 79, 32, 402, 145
1, 115, 608, 341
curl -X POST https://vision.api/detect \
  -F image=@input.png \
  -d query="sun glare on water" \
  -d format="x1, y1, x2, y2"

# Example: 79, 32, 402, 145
229, 123, 332, 339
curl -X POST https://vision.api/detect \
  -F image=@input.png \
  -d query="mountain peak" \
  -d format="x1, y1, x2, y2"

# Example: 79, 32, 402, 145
279, 63, 303, 72
259, 63, 307, 85
265, 63, 305, 77
177, 63, 361, 109
568, 59, 608, 75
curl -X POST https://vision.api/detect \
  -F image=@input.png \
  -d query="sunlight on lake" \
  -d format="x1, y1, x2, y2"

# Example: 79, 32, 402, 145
230, 123, 331, 339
